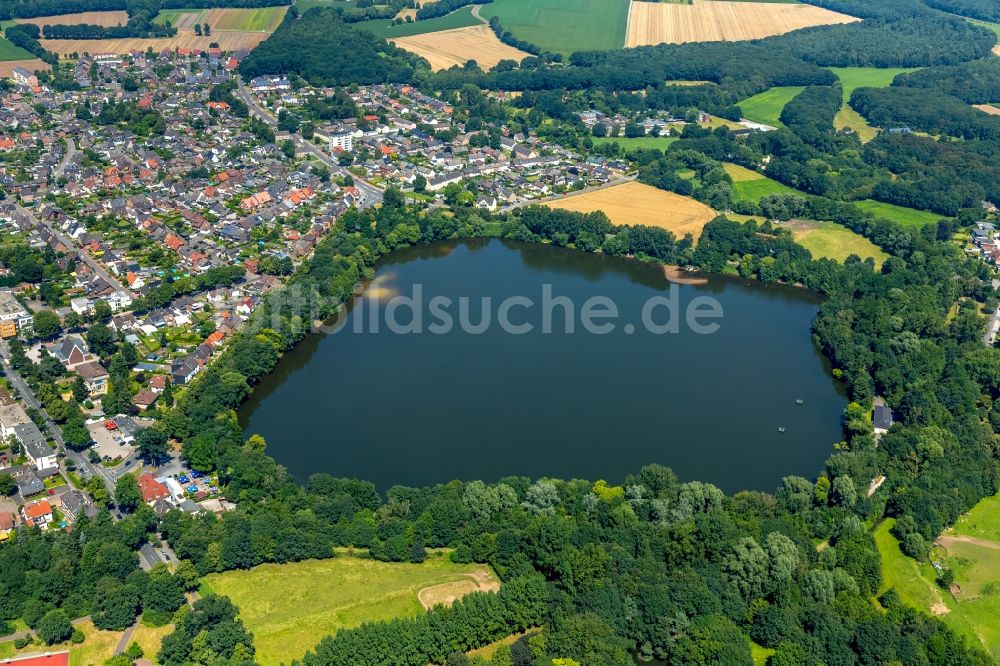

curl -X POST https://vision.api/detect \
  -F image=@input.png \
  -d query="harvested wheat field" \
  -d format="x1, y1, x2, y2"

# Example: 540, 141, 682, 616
974, 104, 1000, 115
390, 24, 530, 70
549, 181, 717, 241
18, 11, 130, 27
625, 0, 858, 46
42, 29, 269, 56
0, 59, 50, 77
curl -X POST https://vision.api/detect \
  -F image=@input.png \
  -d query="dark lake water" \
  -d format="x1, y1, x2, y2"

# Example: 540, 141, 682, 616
239, 239, 846, 494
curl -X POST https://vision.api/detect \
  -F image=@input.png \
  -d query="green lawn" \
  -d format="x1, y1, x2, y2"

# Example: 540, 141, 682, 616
855, 200, 944, 227
951, 492, 1000, 544
875, 520, 947, 611
784, 219, 888, 268
592, 135, 678, 151
201, 554, 498, 666
483, 0, 630, 56
355, 7, 480, 38
737, 86, 805, 128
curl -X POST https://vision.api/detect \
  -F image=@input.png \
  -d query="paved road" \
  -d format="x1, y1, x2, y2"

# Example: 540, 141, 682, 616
0, 339, 128, 509
234, 77, 383, 208
53, 138, 78, 181
11, 202, 129, 294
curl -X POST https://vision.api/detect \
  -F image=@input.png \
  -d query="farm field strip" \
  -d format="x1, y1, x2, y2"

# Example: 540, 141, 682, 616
356, 6, 479, 38
0, 58, 49, 73
41, 30, 271, 56
974, 104, 1000, 115
484, 0, 630, 56
547, 181, 716, 241
16, 11, 129, 27
390, 24, 530, 71
625, 0, 858, 47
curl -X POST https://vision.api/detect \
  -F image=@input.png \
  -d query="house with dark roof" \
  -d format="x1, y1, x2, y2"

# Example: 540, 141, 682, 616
16, 422, 55, 471
874, 405, 894, 436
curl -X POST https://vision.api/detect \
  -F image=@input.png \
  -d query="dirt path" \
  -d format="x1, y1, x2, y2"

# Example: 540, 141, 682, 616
936, 534, 1000, 551
417, 569, 500, 609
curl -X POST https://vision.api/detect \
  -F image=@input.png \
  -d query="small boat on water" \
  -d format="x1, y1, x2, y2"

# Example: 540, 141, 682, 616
795, 399, 804, 405
778, 427, 786, 433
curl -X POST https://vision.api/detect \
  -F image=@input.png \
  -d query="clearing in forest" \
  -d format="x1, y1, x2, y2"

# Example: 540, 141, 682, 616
547, 181, 717, 241
201, 554, 499, 666
780, 219, 888, 267
625, 0, 857, 47
737, 86, 805, 127
390, 24, 531, 70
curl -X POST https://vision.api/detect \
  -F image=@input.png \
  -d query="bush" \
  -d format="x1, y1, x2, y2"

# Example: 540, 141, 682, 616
71, 629, 85, 644
14, 636, 30, 649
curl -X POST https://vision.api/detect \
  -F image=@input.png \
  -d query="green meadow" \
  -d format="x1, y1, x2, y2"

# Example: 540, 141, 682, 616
854, 200, 944, 227
737, 86, 805, 128
483, 0, 630, 56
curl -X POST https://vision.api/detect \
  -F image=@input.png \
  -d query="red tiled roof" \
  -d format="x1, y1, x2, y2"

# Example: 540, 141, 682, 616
138, 474, 169, 503
24, 500, 51, 520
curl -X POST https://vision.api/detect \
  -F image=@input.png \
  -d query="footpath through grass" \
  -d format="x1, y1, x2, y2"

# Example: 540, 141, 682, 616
201, 553, 498, 666
483, 0, 630, 56
737, 86, 805, 128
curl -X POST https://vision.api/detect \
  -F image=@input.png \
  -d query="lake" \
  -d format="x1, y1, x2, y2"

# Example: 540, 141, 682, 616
239, 239, 846, 494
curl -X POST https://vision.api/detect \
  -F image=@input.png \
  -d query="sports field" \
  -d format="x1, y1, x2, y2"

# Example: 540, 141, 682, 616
547, 181, 717, 241
855, 199, 943, 227
483, 0, 630, 56
201, 554, 499, 666
391, 23, 530, 69
781, 219, 888, 267
356, 6, 480, 38
625, 0, 858, 47
737, 86, 805, 127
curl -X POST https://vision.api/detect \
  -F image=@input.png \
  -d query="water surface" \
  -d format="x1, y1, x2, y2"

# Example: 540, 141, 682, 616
240, 239, 845, 493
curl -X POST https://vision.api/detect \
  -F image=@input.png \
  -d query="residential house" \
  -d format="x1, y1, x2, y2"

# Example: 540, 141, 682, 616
49, 335, 94, 369
22, 500, 52, 528
138, 473, 170, 504
74, 360, 110, 396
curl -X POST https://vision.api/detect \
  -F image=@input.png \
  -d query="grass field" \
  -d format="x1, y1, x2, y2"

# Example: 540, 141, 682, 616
877, 512, 1000, 661
966, 18, 1000, 55
738, 86, 805, 127
547, 181, 717, 241
356, 7, 479, 38
725, 165, 801, 203
129, 621, 173, 659
828, 67, 920, 141
201, 554, 499, 666
592, 135, 678, 151
855, 200, 943, 227
390, 23, 530, 70
951, 493, 1000, 544
0, 620, 118, 666
0, 39, 33, 61
781, 219, 888, 267
296, 0, 356, 11
483, 0, 630, 56
625, 0, 858, 47
155, 7, 285, 31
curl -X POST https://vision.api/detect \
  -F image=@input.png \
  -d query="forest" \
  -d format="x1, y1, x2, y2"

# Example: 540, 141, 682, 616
238, 7, 421, 86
